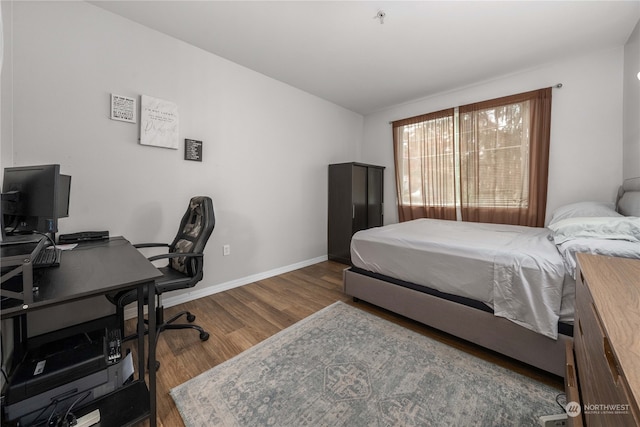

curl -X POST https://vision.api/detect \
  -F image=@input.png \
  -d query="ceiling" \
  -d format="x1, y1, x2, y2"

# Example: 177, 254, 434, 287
91, 1, 640, 115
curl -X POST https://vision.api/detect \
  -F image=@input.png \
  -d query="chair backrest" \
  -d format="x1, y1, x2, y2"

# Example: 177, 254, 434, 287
169, 196, 215, 277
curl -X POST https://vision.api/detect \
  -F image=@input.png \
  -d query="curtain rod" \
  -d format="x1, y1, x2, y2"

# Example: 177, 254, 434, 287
388, 84, 563, 124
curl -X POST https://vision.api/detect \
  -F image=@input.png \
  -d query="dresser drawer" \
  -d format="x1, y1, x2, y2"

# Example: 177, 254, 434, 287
565, 341, 583, 427
574, 265, 638, 427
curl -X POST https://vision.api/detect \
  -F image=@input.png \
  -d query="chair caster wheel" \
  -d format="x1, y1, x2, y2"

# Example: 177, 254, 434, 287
187, 313, 196, 322
200, 332, 210, 341
147, 360, 160, 371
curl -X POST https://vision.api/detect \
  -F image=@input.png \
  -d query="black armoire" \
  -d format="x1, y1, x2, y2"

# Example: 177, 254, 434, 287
328, 162, 384, 264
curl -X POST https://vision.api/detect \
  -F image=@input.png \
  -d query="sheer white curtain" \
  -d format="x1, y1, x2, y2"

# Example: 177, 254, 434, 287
393, 109, 456, 222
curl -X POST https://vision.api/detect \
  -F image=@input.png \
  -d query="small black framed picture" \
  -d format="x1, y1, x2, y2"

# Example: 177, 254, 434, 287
184, 139, 203, 162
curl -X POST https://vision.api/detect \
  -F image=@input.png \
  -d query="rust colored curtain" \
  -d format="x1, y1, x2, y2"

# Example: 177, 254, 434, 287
459, 88, 551, 227
392, 109, 456, 222
392, 87, 552, 227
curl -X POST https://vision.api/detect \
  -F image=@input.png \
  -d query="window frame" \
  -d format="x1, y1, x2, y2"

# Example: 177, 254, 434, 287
392, 88, 552, 227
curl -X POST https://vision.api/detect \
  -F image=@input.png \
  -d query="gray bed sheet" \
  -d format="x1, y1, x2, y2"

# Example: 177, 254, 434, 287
350, 218, 573, 339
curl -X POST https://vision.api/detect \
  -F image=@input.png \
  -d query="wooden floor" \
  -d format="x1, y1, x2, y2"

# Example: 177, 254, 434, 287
129, 260, 563, 427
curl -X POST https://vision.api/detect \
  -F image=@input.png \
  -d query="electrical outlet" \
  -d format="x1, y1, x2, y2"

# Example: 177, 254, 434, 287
223, 244, 231, 256
539, 413, 567, 427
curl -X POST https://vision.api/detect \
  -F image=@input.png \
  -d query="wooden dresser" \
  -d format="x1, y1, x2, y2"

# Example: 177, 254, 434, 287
566, 253, 640, 426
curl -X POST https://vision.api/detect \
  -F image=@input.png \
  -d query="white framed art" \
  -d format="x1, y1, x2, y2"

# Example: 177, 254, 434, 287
110, 94, 136, 123
140, 95, 179, 149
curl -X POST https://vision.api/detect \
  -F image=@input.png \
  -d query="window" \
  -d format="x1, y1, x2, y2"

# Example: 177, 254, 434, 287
393, 88, 551, 227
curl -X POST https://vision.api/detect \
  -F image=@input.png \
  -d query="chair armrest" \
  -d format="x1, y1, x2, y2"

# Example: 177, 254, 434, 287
134, 243, 170, 249
147, 252, 204, 262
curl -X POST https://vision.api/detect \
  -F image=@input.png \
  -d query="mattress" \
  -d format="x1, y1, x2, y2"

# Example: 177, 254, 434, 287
350, 218, 575, 339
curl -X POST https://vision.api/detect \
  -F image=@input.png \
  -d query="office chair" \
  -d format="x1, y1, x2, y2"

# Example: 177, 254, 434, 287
107, 196, 215, 369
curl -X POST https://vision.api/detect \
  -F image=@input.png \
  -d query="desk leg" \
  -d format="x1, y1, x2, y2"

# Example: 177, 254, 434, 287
11, 314, 28, 372
136, 283, 157, 427
147, 282, 157, 427
136, 285, 146, 384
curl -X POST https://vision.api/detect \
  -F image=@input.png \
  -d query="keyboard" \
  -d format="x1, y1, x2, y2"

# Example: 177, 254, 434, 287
33, 247, 62, 268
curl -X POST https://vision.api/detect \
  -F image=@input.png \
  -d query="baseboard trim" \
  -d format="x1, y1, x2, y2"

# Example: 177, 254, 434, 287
124, 255, 329, 320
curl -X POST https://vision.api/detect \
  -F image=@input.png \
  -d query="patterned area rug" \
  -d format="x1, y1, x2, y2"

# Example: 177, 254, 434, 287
171, 302, 564, 426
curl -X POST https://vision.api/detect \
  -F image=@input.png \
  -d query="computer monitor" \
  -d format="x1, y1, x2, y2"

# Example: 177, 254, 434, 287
58, 174, 71, 218
1, 164, 71, 235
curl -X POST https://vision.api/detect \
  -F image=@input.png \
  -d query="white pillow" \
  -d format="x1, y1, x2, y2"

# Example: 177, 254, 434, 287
548, 201, 620, 226
548, 216, 640, 244
556, 237, 640, 279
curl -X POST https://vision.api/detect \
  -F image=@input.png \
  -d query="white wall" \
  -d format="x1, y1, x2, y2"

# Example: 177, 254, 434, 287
1, 0, 12, 171
3, 2, 362, 298
362, 48, 625, 225
624, 19, 640, 179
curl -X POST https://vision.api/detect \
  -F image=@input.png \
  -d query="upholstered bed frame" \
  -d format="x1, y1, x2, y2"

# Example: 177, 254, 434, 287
344, 268, 570, 376
344, 177, 640, 377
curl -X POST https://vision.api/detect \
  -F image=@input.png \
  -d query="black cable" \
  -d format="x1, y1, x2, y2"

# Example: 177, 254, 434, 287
63, 390, 91, 424
25, 399, 59, 426
32, 230, 59, 268
46, 400, 60, 426
556, 392, 567, 412
32, 230, 57, 250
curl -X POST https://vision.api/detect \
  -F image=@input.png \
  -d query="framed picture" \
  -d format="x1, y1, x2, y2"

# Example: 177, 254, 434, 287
110, 94, 136, 123
184, 139, 203, 162
140, 95, 179, 149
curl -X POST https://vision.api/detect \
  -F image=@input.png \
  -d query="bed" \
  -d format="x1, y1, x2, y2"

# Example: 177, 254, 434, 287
344, 177, 640, 376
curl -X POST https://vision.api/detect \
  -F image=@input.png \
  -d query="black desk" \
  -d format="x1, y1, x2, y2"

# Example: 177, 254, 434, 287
1, 237, 162, 427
